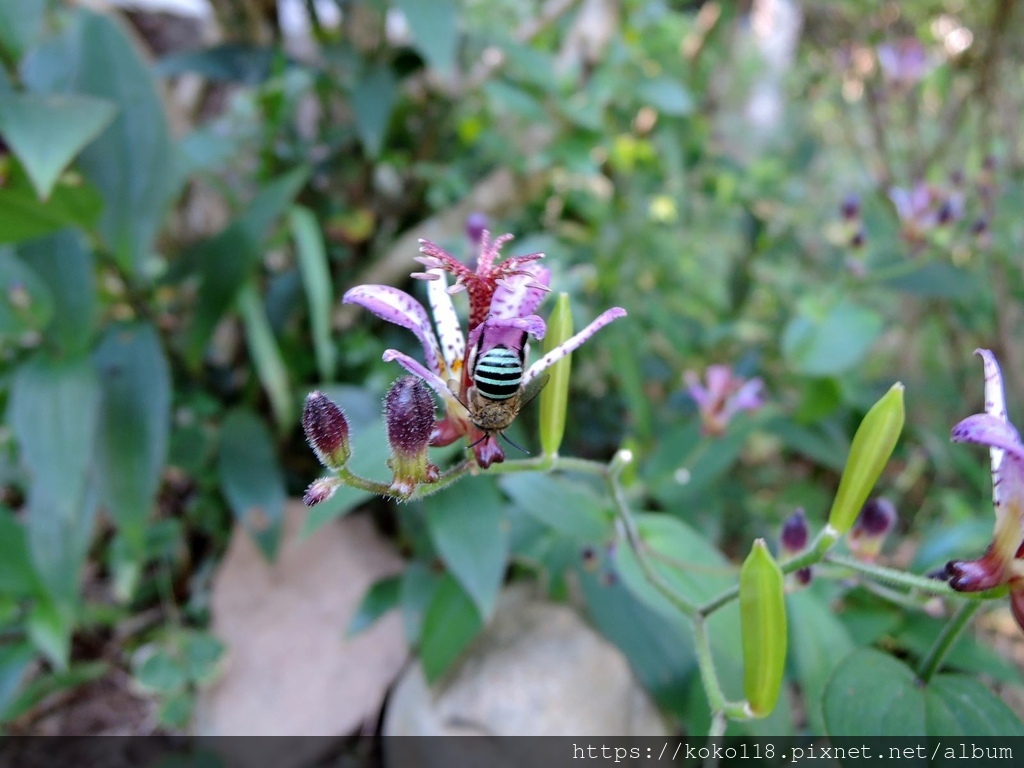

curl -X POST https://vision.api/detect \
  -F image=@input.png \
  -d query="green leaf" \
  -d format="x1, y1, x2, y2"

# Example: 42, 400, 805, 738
786, 587, 855, 734
134, 648, 190, 695
17, 230, 96, 353
782, 300, 884, 376
93, 322, 171, 573
638, 77, 694, 116
347, 574, 402, 638
0, 642, 37, 722
925, 675, 1024, 735
0, 661, 107, 723
27, 597, 72, 670
0, 247, 53, 344
22, 10, 177, 276
423, 476, 508, 620
0, 175, 103, 245
823, 648, 925, 736
156, 43, 278, 84
180, 631, 225, 685
350, 65, 397, 158
217, 409, 285, 560
418, 574, 483, 684
500, 473, 611, 542
0, 507, 39, 596
394, 0, 458, 78
158, 690, 195, 729
0, 0, 45, 61
9, 354, 100, 605
289, 206, 336, 382
883, 262, 981, 300
401, 560, 442, 647
237, 281, 293, 429
613, 513, 732, 615
0, 93, 116, 199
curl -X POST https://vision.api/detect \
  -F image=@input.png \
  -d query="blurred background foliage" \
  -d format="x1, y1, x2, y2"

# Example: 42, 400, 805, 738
1, 0, 1023, 737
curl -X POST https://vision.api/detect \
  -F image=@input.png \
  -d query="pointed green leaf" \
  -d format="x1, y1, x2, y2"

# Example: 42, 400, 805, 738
238, 281, 293, 429
93, 322, 171, 569
0, 0, 45, 60
0, 642, 37, 722
347, 574, 402, 638
27, 597, 72, 670
500, 473, 611, 542
0, 507, 39, 596
0, 93, 116, 199
394, 0, 458, 78
289, 206, 335, 382
0, 174, 103, 245
217, 409, 285, 559
0, 246, 53, 344
824, 648, 925, 736
423, 476, 508, 620
926, 675, 1024, 735
350, 65, 397, 158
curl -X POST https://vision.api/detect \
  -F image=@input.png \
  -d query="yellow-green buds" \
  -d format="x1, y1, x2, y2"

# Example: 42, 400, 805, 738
539, 292, 574, 457
303, 391, 352, 470
826, 382, 905, 536
739, 539, 787, 718
385, 376, 440, 497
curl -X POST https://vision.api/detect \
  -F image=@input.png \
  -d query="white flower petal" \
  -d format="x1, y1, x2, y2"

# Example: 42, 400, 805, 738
426, 269, 465, 375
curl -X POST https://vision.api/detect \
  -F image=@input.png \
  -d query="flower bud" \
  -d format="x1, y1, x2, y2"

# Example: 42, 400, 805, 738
780, 508, 809, 555
840, 193, 860, 221
539, 292, 574, 457
303, 476, 342, 507
303, 391, 352, 469
740, 539, 787, 718
465, 212, 488, 245
827, 383, 904, 535
385, 376, 440, 497
848, 497, 897, 561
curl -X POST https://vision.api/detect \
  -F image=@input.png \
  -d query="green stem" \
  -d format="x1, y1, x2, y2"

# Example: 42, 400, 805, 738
916, 601, 981, 684
694, 615, 727, 712
824, 553, 1006, 599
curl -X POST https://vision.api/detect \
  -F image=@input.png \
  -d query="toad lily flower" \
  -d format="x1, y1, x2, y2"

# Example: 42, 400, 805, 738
684, 365, 765, 436
343, 231, 626, 467
947, 349, 1024, 631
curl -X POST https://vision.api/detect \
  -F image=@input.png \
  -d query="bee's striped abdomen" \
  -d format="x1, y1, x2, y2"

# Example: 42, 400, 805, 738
474, 345, 523, 401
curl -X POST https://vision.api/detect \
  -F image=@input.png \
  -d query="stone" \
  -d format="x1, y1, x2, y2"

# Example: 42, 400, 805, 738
194, 503, 407, 760
383, 584, 667, 760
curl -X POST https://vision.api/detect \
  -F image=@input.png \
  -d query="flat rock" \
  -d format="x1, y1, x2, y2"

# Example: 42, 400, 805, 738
194, 503, 406, 755
383, 584, 667, 757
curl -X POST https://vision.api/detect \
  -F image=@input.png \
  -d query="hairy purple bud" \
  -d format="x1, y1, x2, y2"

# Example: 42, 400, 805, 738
780, 508, 809, 555
848, 497, 897, 560
385, 376, 440, 497
303, 476, 342, 507
303, 391, 351, 469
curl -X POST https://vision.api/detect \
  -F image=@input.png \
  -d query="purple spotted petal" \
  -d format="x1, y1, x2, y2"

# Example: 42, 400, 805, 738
345, 285, 443, 375
721, 377, 765, 420
951, 414, 1024, 463
523, 307, 627, 386
489, 264, 551, 319
382, 349, 453, 402
426, 270, 465, 374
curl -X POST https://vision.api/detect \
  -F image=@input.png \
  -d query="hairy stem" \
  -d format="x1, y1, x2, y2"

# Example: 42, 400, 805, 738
916, 600, 981, 684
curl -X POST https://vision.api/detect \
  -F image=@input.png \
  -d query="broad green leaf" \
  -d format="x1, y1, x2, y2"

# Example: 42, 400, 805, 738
0, 642, 36, 722
0, 247, 53, 344
180, 631, 225, 685
578, 567, 694, 719
347, 574, 402, 638
423, 476, 508, 620
9, 354, 100, 605
786, 587, 855, 733
500, 473, 611, 542
0, 93, 116, 199
394, 0, 458, 78
782, 300, 884, 376
418, 574, 483, 684
22, 10, 177, 276
612, 513, 733, 616
158, 690, 195, 729
0, 507, 39, 596
217, 409, 285, 560
0, 661, 107, 723
883, 262, 981, 300
823, 648, 926, 736
0, 174, 103, 245
0, 0, 44, 61
350, 65, 397, 158
289, 206, 336, 382
93, 322, 171, 570
238, 281, 293, 429
925, 675, 1024, 735
17, 230, 96, 353
134, 648, 190, 695
156, 43, 278, 84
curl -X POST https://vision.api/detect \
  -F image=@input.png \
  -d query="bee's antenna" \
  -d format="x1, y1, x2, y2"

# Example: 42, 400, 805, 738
500, 432, 531, 455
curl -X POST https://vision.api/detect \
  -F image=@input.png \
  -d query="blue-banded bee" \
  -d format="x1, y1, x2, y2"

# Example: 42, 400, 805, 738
460, 331, 547, 451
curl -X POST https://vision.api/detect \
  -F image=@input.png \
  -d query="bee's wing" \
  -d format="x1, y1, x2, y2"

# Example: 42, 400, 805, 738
520, 372, 550, 408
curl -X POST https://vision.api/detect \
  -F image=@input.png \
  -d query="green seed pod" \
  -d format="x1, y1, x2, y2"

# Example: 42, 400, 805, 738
826, 383, 905, 535
539, 293, 573, 457
740, 538, 787, 718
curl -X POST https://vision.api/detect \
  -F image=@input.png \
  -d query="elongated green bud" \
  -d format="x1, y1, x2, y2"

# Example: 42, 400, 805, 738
740, 539, 787, 718
826, 383, 905, 535
539, 293, 573, 456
